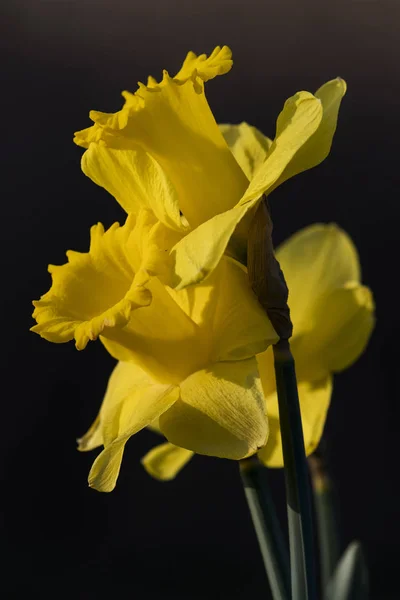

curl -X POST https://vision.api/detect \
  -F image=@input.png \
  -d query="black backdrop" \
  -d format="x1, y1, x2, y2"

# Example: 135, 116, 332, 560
2, 1, 399, 598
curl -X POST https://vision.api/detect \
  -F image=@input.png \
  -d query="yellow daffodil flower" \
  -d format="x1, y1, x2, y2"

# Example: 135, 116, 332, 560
74, 45, 346, 290
141, 223, 375, 480
32, 45, 360, 494
32, 209, 278, 491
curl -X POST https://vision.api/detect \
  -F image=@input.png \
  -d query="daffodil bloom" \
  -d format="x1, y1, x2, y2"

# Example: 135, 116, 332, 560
142, 223, 375, 481
32, 46, 354, 493
32, 209, 278, 491
74, 45, 346, 290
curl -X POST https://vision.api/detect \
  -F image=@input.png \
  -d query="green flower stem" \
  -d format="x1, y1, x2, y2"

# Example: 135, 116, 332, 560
308, 452, 341, 591
273, 339, 317, 600
240, 456, 291, 600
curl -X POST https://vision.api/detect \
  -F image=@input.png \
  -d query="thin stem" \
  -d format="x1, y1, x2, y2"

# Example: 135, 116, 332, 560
240, 456, 291, 600
273, 339, 317, 600
309, 452, 341, 591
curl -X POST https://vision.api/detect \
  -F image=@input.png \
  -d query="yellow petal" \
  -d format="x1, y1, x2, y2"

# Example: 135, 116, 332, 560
31, 214, 152, 349
239, 91, 323, 205
101, 274, 206, 384
174, 45, 233, 82
219, 122, 272, 180
77, 414, 103, 452
292, 283, 375, 381
141, 442, 194, 481
78, 360, 155, 451
163, 202, 249, 289
256, 346, 276, 398
168, 256, 278, 361
162, 91, 323, 290
270, 78, 347, 191
258, 377, 332, 468
159, 358, 267, 459
75, 46, 248, 228
81, 144, 187, 232
276, 223, 362, 334
88, 361, 179, 492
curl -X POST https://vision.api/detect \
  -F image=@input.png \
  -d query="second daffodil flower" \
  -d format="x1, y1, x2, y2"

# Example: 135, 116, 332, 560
73, 45, 347, 290
142, 223, 375, 480
32, 209, 278, 491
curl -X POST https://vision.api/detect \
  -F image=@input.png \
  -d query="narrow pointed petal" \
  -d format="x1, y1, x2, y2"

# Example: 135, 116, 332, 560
159, 358, 267, 459
88, 361, 179, 492
141, 442, 194, 481
258, 377, 332, 468
78, 360, 159, 452
270, 78, 347, 190
238, 91, 323, 205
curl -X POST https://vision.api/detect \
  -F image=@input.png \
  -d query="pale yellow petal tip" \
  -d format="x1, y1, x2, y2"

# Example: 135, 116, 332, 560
336, 77, 347, 93
87, 463, 117, 493
88, 478, 114, 493
315, 77, 347, 103
321, 77, 347, 92
141, 443, 194, 481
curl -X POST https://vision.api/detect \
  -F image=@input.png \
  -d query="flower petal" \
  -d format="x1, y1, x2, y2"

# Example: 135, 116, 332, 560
219, 122, 272, 180
275, 223, 362, 334
270, 78, 347, 191
257, 376, 332, 468
81, 144, 187, 232
101, 274, 206, 384
168, 256, 278, 361
31, 215, 152, 349
141, 442, 194, 481
159, 358, 267, 459
174, 45, 233, 82
292, 283, 375, 381
77, 415, 102, 452
87, 361, 179, 492
163, 202, 249, 289
238, 91, 323, 205
75, 46, 248, 228
161, 91, 323, 290
78, 360, 154, 452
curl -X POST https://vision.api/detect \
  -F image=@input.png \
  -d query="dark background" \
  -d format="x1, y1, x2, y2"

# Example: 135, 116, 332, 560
2, 0, 399, 598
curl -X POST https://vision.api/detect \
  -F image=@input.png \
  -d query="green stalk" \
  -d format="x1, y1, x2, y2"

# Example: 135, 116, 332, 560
240, 456, 291, 600
273, 339, 317, 600
309, 452, 341, 591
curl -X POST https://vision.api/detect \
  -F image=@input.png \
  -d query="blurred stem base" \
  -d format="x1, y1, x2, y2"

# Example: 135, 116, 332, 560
240, 456, 290, 600
274, 339, 317, 600
309, 452, 341, 591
